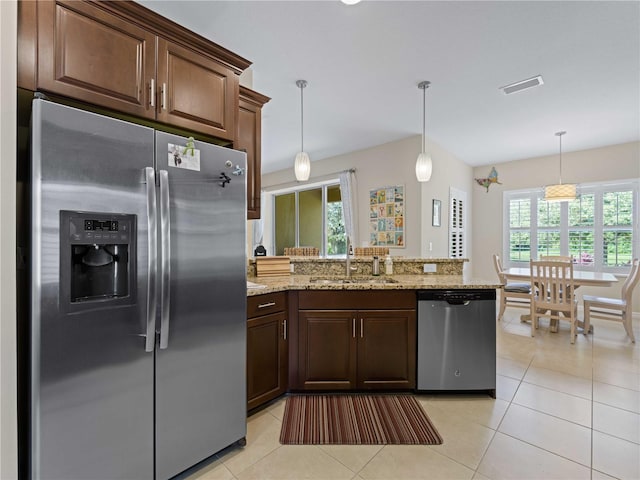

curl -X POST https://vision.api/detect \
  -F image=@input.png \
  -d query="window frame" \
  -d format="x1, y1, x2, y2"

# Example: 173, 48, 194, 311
503, 179, 639, 273
270, 178, 344, 257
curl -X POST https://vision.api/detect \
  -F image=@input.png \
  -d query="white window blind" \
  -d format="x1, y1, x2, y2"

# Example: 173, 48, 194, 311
503, 179, 639, 273
449, 187, 467, 258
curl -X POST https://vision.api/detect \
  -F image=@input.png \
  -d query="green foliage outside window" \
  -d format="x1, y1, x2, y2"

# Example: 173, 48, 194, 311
603, 191, 633, 266
326, 201, 346, 255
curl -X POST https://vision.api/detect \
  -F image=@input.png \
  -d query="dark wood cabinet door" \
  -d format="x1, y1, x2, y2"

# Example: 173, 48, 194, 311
357, 310, 416, 389
238, 87, 270, 220
298, 311, 357, 390
157, 39, 238, 140
37, 0, 156, 119
247, 311, 287, 411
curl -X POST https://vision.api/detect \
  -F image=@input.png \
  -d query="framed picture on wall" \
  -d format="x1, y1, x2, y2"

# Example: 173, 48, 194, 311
432, 199, 441, 227
368, 185, 404, 247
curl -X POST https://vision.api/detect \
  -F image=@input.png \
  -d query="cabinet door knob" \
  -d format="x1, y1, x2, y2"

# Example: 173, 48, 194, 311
283, 319, 287, 340
352, 318, 356, 338
161, 83, 167, 110
360, 318, 364, 338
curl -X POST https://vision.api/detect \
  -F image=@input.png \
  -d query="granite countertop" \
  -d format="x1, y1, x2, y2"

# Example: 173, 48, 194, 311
247, 274, 500, 296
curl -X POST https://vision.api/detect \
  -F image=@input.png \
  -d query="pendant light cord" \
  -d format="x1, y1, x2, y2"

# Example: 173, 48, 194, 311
418, 81, 430, 154
559, 133, 563, 184
422, 85, 426, 154
300, 83, 304, 152
556, 131, 566, 185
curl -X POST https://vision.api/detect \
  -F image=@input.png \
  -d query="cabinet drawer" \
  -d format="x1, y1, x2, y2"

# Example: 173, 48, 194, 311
299, 290, 416, 310
247, 292, 287, 318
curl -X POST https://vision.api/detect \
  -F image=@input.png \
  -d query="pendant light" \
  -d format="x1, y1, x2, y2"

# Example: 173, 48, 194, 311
544, 131, 576, 202
294, 79, 310, 181
415, 81, 433, 182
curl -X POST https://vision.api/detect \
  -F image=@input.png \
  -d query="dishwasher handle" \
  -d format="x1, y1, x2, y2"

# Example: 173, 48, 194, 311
445, 299, 471, 306
417, 289, 496, 302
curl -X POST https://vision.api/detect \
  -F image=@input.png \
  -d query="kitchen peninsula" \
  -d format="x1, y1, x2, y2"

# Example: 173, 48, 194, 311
246, 257, 500, 410
247, 257, 499, 294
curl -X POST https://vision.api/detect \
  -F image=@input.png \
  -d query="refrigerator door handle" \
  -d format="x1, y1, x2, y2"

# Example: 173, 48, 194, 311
159, 170, 171, 349
144, 167, 158, 352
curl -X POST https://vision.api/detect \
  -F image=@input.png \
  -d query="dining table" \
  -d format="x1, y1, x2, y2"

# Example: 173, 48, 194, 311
504, 267, 618, 333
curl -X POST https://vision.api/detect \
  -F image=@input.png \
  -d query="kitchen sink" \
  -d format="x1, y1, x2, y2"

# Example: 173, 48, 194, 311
309, 276, 399, 284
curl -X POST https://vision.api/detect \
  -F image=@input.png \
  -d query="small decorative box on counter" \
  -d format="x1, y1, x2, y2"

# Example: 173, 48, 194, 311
256, 256, 291, 277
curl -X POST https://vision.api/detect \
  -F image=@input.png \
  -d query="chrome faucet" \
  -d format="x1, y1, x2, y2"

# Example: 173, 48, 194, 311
345, 236, 357, 277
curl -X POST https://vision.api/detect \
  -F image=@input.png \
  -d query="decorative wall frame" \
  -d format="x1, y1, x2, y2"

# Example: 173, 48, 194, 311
432, 199, 441, 227
369, 185, 404, 247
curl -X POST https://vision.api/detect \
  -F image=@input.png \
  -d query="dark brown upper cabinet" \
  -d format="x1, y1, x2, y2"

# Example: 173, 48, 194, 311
19, 0, 250, 141
238, 86, 270, 220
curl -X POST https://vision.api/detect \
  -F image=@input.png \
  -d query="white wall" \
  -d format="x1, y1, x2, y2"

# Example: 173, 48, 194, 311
418, 139, 474, 270
262, 135, 472, 260
471, 141, 640, 312
0, 1, 18, 478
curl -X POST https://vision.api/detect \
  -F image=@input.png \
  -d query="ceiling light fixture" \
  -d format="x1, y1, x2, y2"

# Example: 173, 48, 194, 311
500, 75, 544, 95
341, 0, 362, 4
415, 81, 433, 182
544, 131, 576, 202
294, 79, 310, 182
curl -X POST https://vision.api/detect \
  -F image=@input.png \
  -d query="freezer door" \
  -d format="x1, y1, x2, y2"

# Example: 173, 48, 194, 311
30, 100, 155, 479
154, 132, 247, 479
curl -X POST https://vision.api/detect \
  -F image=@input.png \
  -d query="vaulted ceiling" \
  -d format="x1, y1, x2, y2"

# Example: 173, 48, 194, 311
139, 1, 640, 174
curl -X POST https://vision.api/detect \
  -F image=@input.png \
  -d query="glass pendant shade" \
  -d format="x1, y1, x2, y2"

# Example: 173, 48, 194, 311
294, 151, 310, 181
544, 183, 576, 202
415, 152, 433, 182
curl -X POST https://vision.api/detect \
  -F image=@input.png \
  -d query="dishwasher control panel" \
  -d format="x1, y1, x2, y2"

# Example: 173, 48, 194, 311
417, 289, 496, 302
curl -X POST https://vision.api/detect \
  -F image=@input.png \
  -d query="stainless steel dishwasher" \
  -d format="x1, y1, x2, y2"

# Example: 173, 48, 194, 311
417, 289, 497, 397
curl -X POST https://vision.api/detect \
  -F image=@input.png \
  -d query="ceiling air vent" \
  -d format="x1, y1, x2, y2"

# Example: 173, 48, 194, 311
500, 75, 544, 95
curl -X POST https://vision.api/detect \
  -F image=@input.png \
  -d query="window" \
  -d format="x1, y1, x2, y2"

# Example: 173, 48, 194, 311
449, 187, 467, 258
503, 180, 639, 272
273, 183, 346, 256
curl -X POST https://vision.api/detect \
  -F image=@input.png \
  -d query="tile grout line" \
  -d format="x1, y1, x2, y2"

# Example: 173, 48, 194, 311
469, 315, 537, 478
491, 319, 596, 472
590, 323, 594, 480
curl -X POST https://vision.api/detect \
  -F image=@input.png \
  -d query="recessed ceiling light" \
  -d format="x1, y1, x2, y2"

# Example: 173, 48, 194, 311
341, 0, 362, 4
499, 75, 544, 95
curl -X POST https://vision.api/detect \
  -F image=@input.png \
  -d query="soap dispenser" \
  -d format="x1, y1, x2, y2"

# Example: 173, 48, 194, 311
384, 255, 393, 275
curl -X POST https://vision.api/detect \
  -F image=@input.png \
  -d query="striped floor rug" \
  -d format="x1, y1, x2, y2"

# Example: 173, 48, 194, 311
279, 394, 443, 445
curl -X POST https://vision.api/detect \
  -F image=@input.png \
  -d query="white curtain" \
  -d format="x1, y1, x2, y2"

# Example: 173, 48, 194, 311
339, 170, 358, 245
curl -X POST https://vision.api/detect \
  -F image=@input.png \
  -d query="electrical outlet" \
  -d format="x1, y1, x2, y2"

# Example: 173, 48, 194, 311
290, 263, 295, 273
423, 263, 437, 273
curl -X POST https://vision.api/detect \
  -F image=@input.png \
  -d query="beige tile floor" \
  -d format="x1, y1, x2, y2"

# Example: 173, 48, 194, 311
186, 307, 640, 480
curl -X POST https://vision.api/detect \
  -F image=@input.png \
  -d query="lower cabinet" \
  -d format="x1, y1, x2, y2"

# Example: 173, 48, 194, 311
298, 310, 357, 389
296, 291, 416, 390
247, 293, 288, 410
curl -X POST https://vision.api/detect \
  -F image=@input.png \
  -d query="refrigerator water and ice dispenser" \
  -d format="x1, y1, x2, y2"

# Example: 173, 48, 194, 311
60, 211, 137, 311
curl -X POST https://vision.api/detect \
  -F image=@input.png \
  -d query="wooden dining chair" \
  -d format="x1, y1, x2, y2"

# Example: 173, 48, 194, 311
540, 255, 573, 262
583, 258, 639, 343
492, 254, 532, 321
530, 259, 579, 343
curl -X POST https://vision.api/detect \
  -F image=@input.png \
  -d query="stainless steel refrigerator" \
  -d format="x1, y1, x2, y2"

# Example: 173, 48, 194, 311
29, 98, 247, 479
